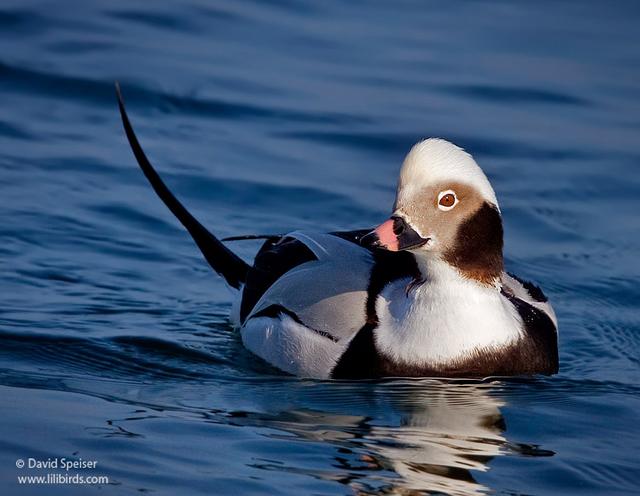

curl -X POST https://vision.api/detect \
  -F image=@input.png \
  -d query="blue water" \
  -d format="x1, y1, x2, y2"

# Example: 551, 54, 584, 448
1, 1, 639, 494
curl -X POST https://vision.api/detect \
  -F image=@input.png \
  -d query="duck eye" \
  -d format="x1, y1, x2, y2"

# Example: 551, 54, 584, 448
437, 191, 458, 211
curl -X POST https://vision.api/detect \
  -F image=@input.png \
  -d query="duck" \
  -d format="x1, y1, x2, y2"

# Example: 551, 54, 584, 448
115, 84, 558, 380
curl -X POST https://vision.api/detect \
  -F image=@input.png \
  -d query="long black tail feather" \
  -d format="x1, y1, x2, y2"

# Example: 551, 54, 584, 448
115, 82, 249, 289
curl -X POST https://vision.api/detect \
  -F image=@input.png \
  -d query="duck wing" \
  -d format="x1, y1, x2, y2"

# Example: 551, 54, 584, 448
240, 231, 375, 343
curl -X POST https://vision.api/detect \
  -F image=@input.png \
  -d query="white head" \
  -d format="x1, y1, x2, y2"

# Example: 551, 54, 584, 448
364, 138, 504, 284
396, 138, 498, 211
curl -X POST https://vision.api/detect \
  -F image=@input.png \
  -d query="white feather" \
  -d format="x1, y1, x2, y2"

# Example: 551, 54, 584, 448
397, 138, 499, 210
238, 231, 375, 378
502, 272, 558, 330
375, 258, 523, 367
241, 315, 347, 378
244, 231, 373, 342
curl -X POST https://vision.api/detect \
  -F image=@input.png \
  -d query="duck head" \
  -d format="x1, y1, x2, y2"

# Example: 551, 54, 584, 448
363, 139, 504, 285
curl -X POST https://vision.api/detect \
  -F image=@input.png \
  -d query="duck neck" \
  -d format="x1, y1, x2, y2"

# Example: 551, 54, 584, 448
414, 254, 502, 290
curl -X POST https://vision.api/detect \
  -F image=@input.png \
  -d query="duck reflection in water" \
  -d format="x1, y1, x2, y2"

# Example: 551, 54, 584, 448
227, 382, 553, 495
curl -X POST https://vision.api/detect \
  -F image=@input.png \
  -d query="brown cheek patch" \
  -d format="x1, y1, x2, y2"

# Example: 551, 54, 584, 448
429, 183, 485, 248
398, 182, 484, 239
444, 202, 504, 285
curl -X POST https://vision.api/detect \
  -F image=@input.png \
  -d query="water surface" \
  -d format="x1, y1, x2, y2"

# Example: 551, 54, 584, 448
1, 1, 639, 494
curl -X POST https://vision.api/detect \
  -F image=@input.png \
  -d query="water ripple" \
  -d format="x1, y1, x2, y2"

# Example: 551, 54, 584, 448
1, 1, 639, 494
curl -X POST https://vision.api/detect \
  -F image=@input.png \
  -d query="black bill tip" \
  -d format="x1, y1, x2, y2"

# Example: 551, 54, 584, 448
360, 230, 381, 249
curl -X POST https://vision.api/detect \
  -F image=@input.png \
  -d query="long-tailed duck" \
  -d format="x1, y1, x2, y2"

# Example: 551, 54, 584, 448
116, 84, 558, 379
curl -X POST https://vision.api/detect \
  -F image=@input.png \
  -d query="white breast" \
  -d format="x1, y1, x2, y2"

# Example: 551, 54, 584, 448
375, 260, 523, 368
